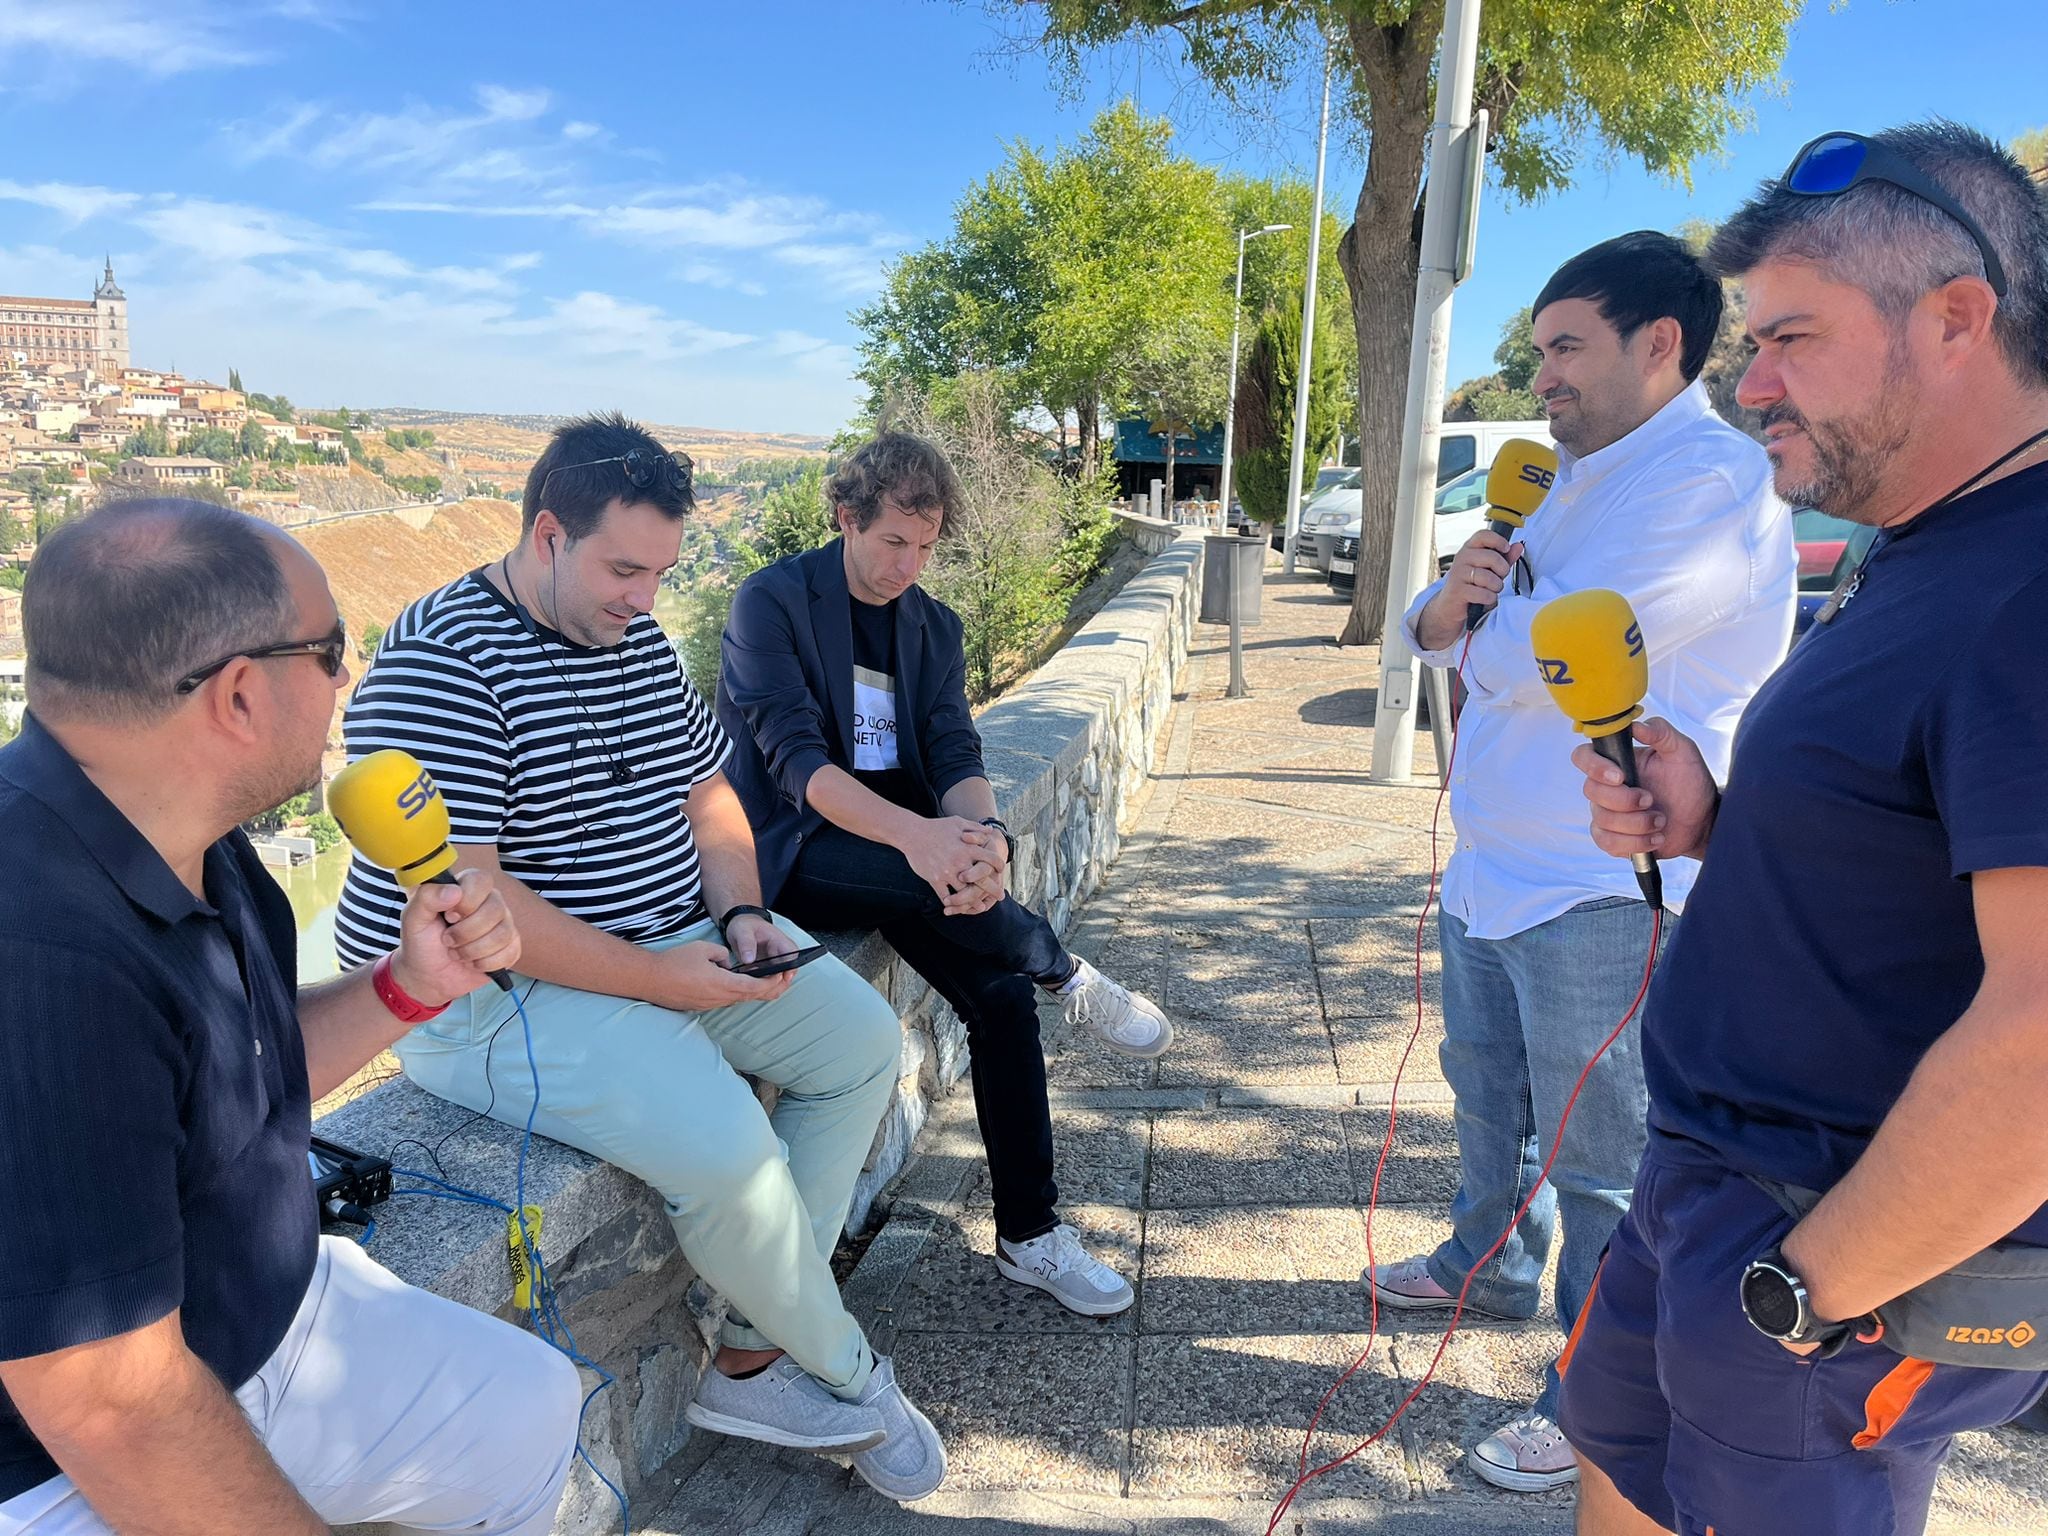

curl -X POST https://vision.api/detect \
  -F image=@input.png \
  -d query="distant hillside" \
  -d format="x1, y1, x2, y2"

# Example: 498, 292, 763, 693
363, 408, 829, 488
297, 497, 522, 645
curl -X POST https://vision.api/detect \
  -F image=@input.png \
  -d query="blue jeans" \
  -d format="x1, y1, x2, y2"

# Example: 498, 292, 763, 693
1427, 898, 1671, 1419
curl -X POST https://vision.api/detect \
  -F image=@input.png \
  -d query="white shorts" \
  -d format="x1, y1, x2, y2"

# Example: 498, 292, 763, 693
1, 1236, 582, 1535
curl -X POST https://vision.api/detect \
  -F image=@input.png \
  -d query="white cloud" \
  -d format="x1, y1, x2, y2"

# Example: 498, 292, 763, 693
0, 178, 142, 225
677, 261, 767, 297
773, 238, 900, 297
0, 1, 265, 76
500, 290, 754, 362
226, 83, 563, 191
561, 120, 605, 143
768, 329, 859, 377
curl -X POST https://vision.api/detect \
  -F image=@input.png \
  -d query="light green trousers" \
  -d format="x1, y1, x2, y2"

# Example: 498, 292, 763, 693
394, 915, 901, 1400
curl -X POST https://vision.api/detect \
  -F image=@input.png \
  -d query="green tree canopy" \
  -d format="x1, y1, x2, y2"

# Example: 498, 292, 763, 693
1006, 0, 1803, 641
2014, 125, 2048, 174
856, 101, 1233, 477
1234, 290, 1348, 524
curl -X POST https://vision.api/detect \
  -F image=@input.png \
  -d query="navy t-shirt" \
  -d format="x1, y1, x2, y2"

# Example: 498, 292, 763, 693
1646, 462, 2048, 1244
0, 716, 317, 1502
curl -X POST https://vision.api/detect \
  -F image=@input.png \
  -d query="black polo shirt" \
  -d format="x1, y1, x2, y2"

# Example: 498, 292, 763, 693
0, 714, 317, 1503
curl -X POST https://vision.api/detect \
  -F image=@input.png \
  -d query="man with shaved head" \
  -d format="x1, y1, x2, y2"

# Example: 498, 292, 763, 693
0, 499, 577, 1535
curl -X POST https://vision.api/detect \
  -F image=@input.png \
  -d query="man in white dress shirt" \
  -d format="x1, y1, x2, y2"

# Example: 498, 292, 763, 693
1365, 231, 1797, 1493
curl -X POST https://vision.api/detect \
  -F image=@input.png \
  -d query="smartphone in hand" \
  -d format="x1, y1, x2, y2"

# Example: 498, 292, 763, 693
726, 944, 828, 979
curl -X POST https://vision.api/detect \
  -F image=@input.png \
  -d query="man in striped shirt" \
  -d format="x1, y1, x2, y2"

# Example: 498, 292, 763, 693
337, 413, 944, 1503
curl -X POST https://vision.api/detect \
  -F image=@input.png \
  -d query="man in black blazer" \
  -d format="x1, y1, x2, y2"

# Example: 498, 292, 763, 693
717, 431, 1172, 1317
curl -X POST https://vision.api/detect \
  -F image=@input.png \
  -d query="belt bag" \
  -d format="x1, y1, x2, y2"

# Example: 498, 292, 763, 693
1752, 1176, 2048, 1370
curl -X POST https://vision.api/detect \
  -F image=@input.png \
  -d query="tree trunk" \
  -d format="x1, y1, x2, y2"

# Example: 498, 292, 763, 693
1335, 9, 1443, 648
1077, 393, 1100, 483
1164, 428, 1176, 512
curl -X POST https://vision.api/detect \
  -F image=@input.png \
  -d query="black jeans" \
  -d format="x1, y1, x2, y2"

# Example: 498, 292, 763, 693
778, 822, 1073, 1243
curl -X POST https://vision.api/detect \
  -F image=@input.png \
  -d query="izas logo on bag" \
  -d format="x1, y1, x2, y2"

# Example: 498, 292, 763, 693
1944, 1319, 2038, 1348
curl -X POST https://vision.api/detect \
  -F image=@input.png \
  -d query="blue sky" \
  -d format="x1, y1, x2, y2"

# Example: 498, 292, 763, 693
0, 1, 2041, 435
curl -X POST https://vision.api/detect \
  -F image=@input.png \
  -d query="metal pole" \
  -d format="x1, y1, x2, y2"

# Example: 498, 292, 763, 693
1226, 556, 1248, 697
1367, 0, 1484, 783
1280, 41, 1333, 576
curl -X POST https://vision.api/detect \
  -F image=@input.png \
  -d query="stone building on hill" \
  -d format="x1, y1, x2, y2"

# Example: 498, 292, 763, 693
0, 260, 129, 375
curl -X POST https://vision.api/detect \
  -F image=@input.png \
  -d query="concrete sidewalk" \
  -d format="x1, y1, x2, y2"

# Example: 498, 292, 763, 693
645, 566, 2047, 1534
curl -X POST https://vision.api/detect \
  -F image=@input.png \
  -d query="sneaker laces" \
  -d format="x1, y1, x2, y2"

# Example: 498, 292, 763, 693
1021, 1224, 1122, 1289
1503, 1412, 1567, 1451
1064, 966, 1150, 1042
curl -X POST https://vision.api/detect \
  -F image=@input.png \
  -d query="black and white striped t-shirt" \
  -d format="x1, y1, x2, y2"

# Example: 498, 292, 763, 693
333, 571, 730, 969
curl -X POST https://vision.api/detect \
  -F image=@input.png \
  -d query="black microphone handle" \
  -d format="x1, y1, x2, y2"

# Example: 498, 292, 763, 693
1466, 516, 1521, 631
1590, 728, 1665, 911
426, 868, 517, 992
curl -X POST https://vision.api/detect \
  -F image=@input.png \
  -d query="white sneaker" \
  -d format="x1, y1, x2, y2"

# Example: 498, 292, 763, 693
995, 1223, 1136, 1317
1057, 958, 1174, 1058
1468, 1410, 1580, 1492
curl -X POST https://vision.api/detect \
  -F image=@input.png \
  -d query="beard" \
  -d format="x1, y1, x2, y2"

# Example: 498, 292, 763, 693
1763, 340, 1916, 523
230, 732, 327, 829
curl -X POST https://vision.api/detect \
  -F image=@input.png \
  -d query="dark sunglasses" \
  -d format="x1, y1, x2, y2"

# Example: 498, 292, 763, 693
538, 448, 694, 512
1782, 132, 2008, 298
174, 619, 349, 696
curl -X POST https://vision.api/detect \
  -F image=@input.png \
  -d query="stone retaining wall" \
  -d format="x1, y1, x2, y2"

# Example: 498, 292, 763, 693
323, 516, 1204, 1533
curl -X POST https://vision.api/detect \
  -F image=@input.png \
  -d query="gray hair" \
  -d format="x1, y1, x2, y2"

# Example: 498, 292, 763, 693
1707, 121, 2048, 389
25, 498, 297, 723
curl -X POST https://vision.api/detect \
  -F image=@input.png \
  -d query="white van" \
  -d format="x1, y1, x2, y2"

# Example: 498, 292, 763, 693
1298, 419, 1552, 572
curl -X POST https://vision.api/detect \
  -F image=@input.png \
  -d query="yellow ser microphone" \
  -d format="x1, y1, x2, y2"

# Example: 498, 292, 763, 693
1466, 438, 1559, 632
1530, 588, 1662, 910
328, 748, 514, 991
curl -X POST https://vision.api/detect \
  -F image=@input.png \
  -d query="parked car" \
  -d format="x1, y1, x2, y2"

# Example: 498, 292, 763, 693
1326, 465, 1491, 593
1794, 506, 1857, 587
1297, 470, 1364, 569
1793, 519, 1877, 642
1306, 421, 1552, 573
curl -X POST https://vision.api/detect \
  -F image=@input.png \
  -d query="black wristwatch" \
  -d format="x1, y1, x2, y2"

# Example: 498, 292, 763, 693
979, 817, 1017, 864
1740, 1247, 1854, 1354
717, 903, 774, 940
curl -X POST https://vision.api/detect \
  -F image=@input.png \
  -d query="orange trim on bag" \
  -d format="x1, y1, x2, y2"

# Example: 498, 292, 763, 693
1853, 1357, 1937, 1449
1556, 1255, 1607, 1378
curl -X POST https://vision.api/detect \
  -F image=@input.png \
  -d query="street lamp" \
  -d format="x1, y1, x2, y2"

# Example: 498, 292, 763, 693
1217, 223, 1291, 531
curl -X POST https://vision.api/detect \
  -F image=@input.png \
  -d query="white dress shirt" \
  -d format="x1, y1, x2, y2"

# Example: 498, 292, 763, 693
1403, 380, 1796, 941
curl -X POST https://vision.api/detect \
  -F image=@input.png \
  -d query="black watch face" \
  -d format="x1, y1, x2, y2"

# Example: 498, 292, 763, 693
1742, 1265, 1801, 1336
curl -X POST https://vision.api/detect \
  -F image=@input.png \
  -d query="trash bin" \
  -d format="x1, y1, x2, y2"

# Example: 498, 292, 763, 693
1199, 535, 1264, 626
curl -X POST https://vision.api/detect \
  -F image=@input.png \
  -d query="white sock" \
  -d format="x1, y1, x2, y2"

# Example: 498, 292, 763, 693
1055, 961, 1089, 995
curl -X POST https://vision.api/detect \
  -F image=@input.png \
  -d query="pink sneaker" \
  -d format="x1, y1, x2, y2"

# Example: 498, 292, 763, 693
1365, 1254, 1458, 1310
1468, 1411, 1580, 1492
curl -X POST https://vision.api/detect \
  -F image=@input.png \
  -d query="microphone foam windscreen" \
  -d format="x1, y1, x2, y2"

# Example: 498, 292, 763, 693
327, 748, 458, 886
1483, 439, 1559, 529
1530, 588, 1648, 737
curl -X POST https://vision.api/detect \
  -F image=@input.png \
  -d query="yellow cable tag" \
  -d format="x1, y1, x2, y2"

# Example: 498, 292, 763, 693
507, 1205, 544, 1310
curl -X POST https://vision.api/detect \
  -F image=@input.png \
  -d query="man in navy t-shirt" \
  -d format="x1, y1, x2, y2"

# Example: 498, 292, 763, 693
0, 500, 576, 1535
1557, 123, 2048, 1536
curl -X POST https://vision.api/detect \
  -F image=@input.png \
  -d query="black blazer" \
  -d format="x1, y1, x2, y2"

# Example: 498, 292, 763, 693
715, 540, 986, 903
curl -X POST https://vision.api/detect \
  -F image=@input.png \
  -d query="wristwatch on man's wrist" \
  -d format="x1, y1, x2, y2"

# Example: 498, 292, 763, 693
1740, 1247, 1853, 1353
717, 903, 774, 940
979, 817, 1017, 864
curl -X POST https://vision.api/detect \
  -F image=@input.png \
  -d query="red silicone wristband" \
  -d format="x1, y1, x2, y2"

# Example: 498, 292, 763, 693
372, 953, 449, 1023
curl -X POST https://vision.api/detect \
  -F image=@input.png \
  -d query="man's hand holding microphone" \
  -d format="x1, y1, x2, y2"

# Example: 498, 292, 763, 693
1415, 440, 1556, 653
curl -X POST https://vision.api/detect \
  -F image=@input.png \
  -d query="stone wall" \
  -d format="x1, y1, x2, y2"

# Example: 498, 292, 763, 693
323, 516, 1204, 1533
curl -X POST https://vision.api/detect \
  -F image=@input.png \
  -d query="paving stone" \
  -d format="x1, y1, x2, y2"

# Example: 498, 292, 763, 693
963, 1108, 1151, 1212
887, 1328, 1133, 1493
1129, 1333, 1411, 1500
1313, 915, 1445, 1019
1156, 1012, 1339, 1091
1140, 1205, 1376, 1337
1344, 1104, 1465, 1209
1390, 1327, 1576, 1511
1148, 1108, 1353, 1208
888, 1204, 1140, 1336
1333, 1012, 1449, 1088
1933, 1423, 2048, 1531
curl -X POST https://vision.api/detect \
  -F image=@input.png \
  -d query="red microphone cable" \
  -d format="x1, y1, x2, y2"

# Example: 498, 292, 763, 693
1267, 633, 1663, 1534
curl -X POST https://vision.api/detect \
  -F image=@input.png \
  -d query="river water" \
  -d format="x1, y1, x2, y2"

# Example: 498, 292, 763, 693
267, 841, 350, 982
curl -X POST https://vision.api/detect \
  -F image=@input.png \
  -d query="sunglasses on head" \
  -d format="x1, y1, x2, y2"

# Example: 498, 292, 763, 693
537, 448, 694, 513
1782, 131, 2008, 298
174, 619, 349, 696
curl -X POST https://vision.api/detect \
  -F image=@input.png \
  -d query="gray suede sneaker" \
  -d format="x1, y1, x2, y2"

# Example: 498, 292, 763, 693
848, 1356, 947, 1502
683, 1358, 887, 1452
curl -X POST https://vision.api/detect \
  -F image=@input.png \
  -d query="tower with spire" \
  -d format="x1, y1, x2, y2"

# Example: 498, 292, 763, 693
92, 256, 128, 375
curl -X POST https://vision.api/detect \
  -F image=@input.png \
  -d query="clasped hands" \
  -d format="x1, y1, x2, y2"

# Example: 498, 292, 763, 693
904, 815, 1008, 916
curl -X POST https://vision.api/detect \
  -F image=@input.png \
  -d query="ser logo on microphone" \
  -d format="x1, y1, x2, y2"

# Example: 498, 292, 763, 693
1537, 657, 1571, 686
1518, 461, 1556, 491
1624, 621, 1644, 658
394, 769, 441, 821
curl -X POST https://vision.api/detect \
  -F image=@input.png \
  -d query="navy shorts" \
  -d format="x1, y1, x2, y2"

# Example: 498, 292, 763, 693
1558, 1140, 2048, 1535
